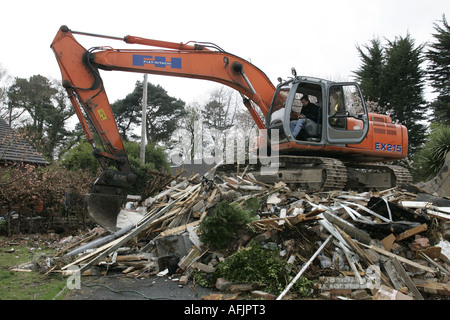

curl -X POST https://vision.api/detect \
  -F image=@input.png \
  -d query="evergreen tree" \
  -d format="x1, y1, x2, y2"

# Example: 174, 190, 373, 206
383, 34, 427, 154
354, 34, 427, 156
145, 81, 186, 144
426, 14, 450, 125
111, 80, 186, 144
111, 87, 142, 141
354, 38, 386, 106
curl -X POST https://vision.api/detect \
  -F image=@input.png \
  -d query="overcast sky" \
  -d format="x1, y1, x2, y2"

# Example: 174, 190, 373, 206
1, 0, 449, 106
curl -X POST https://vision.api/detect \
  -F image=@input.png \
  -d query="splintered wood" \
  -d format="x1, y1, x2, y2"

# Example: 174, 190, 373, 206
52, 167, 450, 300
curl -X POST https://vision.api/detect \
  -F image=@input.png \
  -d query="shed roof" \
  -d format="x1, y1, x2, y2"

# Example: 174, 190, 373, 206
0, 118, 49, 165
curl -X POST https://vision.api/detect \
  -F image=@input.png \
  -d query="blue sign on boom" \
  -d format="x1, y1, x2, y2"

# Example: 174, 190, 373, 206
133, 55, 182, 69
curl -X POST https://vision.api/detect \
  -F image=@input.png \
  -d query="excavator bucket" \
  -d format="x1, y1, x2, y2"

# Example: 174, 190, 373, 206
84, 192, 121, 232
83, 169, 136, 232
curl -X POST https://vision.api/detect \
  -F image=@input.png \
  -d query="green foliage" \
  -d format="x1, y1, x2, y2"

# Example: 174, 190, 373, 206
61, 141, 100, 175
61, 139, 169, 175
242, 198, 260, 215
429, 95, 450, 126
126, 156, 159, 197
292, 276, 314, 298
199, 201, 257, 250
191, 269, 214, 288
123, 141, 170, 172
412, 124, 450, 181
426, 14, 450, 96
212, 241, 312, 296
123, 141, 170, 196
426, 14, 450, 125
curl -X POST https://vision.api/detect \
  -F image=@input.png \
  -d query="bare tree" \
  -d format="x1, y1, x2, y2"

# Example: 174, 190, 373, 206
0, 64, 26, 126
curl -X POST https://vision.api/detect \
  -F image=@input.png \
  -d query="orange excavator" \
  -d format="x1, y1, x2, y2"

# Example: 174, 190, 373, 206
51, 26, 411, 231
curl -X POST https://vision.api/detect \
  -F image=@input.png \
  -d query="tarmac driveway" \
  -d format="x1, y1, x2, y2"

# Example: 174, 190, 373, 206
62, 273, 217, 300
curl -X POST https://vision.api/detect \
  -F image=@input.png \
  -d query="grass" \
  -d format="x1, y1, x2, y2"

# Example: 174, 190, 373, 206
0, 237, 67, 300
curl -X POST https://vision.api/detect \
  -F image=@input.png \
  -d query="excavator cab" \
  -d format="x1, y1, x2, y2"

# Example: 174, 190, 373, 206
266, 77, 369, 148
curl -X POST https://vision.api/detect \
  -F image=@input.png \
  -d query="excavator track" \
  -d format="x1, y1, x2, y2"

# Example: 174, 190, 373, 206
388, 165, 414, 185
215, 155, 348, 191
215, 156, 412, 192
320, 157, 348, 190
344, 162, 413, 191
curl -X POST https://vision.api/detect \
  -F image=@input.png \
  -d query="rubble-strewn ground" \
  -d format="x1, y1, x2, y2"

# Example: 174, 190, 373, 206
43, 165, 450, 301
3, 163, 449, 301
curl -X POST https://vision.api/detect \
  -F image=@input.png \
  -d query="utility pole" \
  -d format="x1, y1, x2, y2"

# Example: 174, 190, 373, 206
140, 74, 148, 164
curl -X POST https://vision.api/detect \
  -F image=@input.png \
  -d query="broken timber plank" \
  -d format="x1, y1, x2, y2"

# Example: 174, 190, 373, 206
75, 198, 182, 274
178, 247, 203, 271
323, 211, 372, 245
383, 259, 405, 290
239, 185, 264, 191
154, 181, 189, 201
337, 200, 391, 223
357, 242, 435, 274
122, 266, 135, 274
412, 278, 450, 296
400, 201, 450, 213
399, 202, 450, 220
192, 261, 215, 273
395, 224, 428, 242
114, 254, 148, 262
230, 283, 260, 293
391, 258, 424, 300
426, 210, 450, 221
419, 252, 450, 275
159, 220, 201, 237
337, 202, 373, 223
335, 226, 391, 286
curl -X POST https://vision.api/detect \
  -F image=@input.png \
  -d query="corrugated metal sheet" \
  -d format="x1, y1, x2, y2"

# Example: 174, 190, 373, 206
0, 118, 49, 165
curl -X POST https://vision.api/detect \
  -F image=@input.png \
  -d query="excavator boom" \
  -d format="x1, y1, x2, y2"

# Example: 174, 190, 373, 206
51, 26, 276, 230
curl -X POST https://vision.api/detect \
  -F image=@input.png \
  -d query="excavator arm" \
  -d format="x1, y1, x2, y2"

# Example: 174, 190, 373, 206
51, 25, 276, 230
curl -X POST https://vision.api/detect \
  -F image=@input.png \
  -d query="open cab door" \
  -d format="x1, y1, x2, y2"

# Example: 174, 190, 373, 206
325, 83, 369, 144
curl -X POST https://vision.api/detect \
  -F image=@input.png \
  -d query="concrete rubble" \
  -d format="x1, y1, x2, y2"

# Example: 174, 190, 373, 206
50, 164, 450, 300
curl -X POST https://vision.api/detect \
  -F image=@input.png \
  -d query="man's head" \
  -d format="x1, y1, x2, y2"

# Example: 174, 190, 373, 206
300, 95, 310, 106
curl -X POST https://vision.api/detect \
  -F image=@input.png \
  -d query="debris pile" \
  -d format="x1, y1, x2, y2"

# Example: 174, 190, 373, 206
51, 168, 450, 300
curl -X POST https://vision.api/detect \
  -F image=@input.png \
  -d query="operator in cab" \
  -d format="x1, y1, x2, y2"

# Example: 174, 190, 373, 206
290, 95, 319, 139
